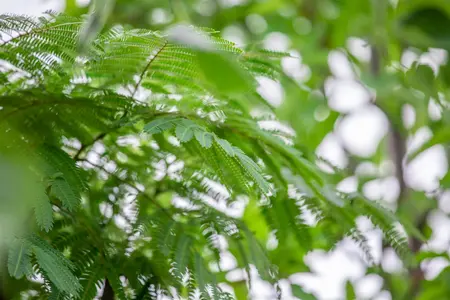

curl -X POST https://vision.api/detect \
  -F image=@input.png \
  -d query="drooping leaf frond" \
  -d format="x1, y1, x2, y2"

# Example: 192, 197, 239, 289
0, 12, 413, 299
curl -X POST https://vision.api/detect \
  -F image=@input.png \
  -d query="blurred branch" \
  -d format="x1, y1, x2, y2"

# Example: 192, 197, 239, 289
405, 211, 429, 298
370, 0, 427, 297
73, 132, 107, 160
78, 0, 115, 53
101, 279, 114, 300
389, 126, 408, 204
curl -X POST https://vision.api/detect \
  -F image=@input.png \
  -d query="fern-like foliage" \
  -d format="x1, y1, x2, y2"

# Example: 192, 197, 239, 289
0, 13, 413, 299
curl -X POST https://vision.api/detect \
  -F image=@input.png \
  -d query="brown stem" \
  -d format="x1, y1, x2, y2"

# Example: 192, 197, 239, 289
74, 132, 107, 160
370, 39, 426, 299
132, 40, 168, 98
404, 211, 429, 300
101, 279, 115, 300
389, 126, 408, 204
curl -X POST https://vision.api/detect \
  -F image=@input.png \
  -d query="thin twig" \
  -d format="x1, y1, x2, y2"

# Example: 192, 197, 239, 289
131, 40, 168, 99
81, 158, 172, 218
100, 279, 114, 300
74, 132, 107, 160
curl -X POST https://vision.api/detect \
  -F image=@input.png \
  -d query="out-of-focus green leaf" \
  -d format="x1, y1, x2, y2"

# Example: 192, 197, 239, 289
406, 64, 437, 98
345, 280, 356, 300
197, 51, 253, 93
78, 0, 116, 53
291, 284, 316, 300
416, 251, 450, 263
401, 7, 450, 50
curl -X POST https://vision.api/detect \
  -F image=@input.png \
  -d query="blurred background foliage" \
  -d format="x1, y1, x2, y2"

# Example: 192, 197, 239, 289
67, 0, 450, 299
3, 0, 450, 298
62, 0, 450, 299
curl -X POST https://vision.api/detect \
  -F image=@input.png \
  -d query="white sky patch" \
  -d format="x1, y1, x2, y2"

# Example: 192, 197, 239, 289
347, 37, 371, 62
226, 268, 245, 281
355, 162, 379, 177
336, 176, 358, 193
263, 32, 291, 52
99, 202, 113, 219
438, 190, 450, 214
210, 251, 237, 272
316, 133, 348, 171
256, 76, 284, 107
418, 48, 448, 74
354, 274, 384, 299
325, 78, 371, 113
166, 24, 213, 51
424, 210, 450, 252
218, 0, 248, 8
328, 50, 355, 79
405, 145, 447, 191
248, 266, 278, 299
337, 105, 389, 157
222, 25, 247, 47
258, 120, 295, 137
151, 8, 173, 25
117, 135, 141, 147
429, 98, 443, 120
195, 0, 217, 16
282, 51, 312, 83
291, 248, 367, 299
0, 0, 63, 15
423, 257, 449, 280
363, 177, 400, 206
401, 49, 419, 69
381, 247, 403, 273
402, 104, 415, 129
76, 0, 91, 7
406, 126, 433, 154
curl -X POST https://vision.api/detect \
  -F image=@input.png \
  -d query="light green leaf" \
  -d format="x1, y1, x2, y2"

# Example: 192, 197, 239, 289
34, 188, 53, 232
234, 147, 272, 195
7, 238, 32, 279
197, 51, 253, 93
143, 116, 180, 135
291, 284, 316, 300
78, 0, 116, 53
215, 137, 235, 156
51, 178, 79, 211
175, 119, 197, 142
175, 235, 192, 277
195, 130, 213, 148
33, 246, 81, 296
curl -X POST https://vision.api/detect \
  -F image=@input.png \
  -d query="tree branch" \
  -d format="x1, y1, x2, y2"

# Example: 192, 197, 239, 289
370, 33, 426, 300
74, 132, 107, 160
389, 125, 408, 204
132, 40, 168, 98
101, 279, 115, 300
